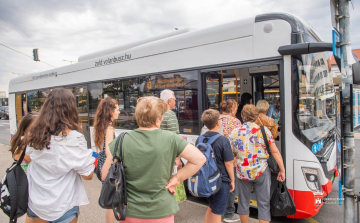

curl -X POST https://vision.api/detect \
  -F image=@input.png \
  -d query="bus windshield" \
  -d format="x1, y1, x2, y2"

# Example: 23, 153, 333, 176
296, 50, 336, 143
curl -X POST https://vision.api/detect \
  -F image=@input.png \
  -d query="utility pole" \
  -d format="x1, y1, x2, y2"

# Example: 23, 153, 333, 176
338, 0, 356, 222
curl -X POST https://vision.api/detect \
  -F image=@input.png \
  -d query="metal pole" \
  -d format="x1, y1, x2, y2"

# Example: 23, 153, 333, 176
338, 0, 356, 222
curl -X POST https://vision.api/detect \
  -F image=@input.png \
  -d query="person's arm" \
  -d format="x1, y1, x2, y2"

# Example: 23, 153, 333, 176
81, 172, 94, 180
24, 154, 31, 163
224, 161, 235, 192
73, 134, 95, 181
101, 127, 115, 181
13, 149, 32, 162
269, 143, 285, 182
165, 144, 206, 195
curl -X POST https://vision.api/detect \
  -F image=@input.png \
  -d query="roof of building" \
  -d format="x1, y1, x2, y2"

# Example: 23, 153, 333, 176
330, 48, 360, 65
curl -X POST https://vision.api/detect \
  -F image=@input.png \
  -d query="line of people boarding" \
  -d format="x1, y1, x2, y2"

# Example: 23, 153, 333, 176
9, 88, 285, 223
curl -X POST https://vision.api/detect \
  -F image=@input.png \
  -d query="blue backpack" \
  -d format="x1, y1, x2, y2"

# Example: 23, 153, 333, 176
187, 134, 222, 197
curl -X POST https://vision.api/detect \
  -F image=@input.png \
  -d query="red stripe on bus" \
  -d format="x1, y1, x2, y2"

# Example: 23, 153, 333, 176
287, 180, 332, 219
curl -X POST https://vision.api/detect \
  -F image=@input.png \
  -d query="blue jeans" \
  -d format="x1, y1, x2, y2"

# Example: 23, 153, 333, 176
28, 206, 79, 223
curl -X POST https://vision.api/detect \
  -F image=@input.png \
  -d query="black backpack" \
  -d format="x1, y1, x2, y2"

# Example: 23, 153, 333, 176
0, 147, 29, 223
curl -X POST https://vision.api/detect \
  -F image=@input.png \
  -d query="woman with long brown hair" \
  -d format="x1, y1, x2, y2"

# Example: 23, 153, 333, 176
10, 113, 36, 172
10, 113, 36, 223
93, 96, 120, 223
25, 88, 94, 223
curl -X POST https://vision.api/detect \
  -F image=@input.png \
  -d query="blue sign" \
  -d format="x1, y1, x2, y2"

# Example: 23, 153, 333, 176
332, 30, 342, 59
337, 140, 341, 152
319, 140, 324, 149
312, 144, 318, 153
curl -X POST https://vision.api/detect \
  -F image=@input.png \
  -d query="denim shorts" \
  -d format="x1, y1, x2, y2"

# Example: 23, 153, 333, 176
206, 181, 230, 215
28, 206, 79, 223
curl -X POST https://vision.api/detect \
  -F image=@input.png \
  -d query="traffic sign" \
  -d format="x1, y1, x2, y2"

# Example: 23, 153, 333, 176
332, 30, 343, 70
332, 30, 342, 59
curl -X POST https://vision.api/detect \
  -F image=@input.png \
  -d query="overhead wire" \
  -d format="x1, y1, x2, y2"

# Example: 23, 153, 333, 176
0, 43, 56, 68
0, 16, 64, 65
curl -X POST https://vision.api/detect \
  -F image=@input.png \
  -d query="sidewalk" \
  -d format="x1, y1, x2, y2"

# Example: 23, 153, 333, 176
0, 143, 257, 223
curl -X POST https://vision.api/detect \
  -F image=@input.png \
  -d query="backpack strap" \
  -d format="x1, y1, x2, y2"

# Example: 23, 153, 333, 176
260, 126, 271, 154
6, 170, 18, 222
111, 132, 128, 221
206, 134, 222, 145
112, 132, 127, 162
197, 135, 206, 144
15, 146, 27, 166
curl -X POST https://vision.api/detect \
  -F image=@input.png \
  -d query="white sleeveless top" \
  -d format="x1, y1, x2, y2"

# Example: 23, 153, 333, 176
26, 130, 94, 221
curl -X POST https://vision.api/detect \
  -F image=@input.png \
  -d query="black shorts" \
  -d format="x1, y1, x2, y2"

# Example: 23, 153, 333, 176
207, 181, 230, 215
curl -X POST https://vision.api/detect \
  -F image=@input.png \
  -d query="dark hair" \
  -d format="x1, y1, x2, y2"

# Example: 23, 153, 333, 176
93, 97, 117, 150
10, 113, 37, 155
201, 109, 220, 130
26, 88, 81, 150
240, 93, 252, 105
236, 92, 252, 122
220, 99, 237, 114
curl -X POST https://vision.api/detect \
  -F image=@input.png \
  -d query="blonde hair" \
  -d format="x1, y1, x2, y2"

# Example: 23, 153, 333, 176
135, 96, 168, 127
241, 104, 259, 123
220, 99, 238, 114
201, 109, 220, 130
256, 100, 270, 113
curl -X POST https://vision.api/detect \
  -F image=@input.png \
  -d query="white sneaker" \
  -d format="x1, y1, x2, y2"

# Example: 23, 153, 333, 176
223, 215, 240, 222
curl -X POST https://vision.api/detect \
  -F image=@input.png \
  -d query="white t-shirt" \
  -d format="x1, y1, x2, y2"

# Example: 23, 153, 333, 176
26, 130, 95, 221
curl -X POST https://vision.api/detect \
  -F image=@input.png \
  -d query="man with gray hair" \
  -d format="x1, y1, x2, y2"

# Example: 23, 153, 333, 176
160, 89, 187, 202
160, 89, 180, 134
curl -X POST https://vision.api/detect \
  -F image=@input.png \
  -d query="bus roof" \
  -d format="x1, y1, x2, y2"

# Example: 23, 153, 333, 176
9, 12, 318, 94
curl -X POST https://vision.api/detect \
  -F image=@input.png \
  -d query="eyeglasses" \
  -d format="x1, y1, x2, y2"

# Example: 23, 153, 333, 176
170, 98, 177, 102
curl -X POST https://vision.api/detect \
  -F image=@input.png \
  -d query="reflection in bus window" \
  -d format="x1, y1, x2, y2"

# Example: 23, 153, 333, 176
27, 89, 51, 114
89, 83, 103, 126
204, 72, 221, 110
143, 71, 199, 135
103, 79, 139, 130
296, 51, 335, 143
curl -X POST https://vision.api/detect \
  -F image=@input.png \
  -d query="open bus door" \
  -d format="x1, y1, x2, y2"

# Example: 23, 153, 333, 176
15, 93, 28, 128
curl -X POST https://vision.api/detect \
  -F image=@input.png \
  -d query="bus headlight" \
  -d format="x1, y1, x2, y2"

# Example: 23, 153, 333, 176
302, 167, 321, 191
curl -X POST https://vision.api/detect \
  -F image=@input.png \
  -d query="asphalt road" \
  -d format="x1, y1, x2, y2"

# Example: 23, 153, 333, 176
0, 119, 10, 145
0, 120, 359, 222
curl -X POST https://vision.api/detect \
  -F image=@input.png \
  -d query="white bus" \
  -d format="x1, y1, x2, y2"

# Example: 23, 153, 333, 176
9, 12, 340, 219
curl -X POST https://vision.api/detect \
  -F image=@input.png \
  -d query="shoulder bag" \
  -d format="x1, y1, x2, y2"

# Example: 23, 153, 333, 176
98, 132, 127, 221
0, 147, 29, 223
260, 125, 280, 173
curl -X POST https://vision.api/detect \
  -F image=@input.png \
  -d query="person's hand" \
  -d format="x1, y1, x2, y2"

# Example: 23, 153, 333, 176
277, 171, 286, 182
229, 181, 235, 192
165, 175, 180, 195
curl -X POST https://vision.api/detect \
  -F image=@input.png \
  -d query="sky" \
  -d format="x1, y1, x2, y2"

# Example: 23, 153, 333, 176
1, 0, 359, 96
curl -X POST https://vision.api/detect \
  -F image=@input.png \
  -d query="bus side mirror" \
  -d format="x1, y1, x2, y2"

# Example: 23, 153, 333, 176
278, 43, 333, 56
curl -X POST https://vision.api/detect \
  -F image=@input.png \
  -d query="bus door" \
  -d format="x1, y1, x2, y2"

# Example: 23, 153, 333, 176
15, 93, 28, 127
201, 68, 251, 110
250, 66, 281, 145
201, 71, 222, 111
247, 65, 281, 206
